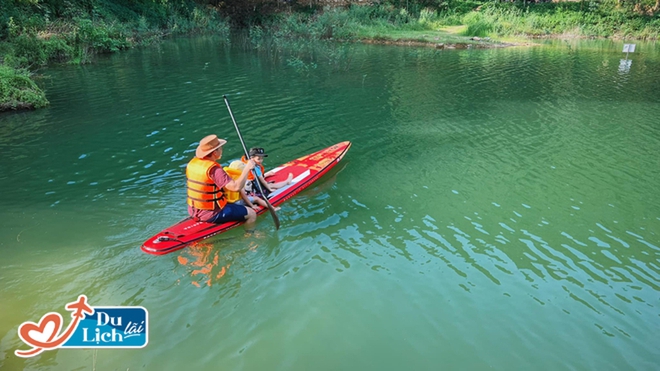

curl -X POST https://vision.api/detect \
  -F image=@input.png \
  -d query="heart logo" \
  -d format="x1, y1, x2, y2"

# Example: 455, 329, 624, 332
18, 313, 62, 349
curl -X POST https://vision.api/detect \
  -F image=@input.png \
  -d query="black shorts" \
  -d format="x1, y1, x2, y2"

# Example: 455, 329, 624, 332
209, 203, 248, 223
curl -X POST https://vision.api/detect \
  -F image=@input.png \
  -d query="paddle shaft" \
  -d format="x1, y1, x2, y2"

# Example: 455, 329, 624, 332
223, 95, 280, 230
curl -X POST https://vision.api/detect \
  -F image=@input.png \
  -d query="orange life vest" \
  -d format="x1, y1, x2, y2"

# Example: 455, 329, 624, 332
241, 156, 265, 181
186, 157, 227, 210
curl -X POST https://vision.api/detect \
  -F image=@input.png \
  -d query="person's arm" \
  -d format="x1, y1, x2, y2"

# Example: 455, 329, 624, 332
224, 160, 255, 191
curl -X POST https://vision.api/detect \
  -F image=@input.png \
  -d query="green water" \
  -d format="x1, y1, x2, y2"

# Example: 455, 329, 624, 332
1, 37, 659, 370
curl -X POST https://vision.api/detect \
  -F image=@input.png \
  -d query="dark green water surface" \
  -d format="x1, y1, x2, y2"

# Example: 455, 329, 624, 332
1, 37, 659, 370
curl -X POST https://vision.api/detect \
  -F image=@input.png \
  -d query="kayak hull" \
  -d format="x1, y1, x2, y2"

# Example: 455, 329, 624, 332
141, 141, 351, 255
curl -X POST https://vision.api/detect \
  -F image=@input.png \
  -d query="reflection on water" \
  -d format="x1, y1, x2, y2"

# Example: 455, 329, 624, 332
177, 242, 231, 288
176, 240, 262, 288
0, 37, 659, 370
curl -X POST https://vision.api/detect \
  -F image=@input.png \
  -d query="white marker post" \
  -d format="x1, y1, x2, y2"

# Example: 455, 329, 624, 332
620, 44, 636, 73
623, 44, 636, 60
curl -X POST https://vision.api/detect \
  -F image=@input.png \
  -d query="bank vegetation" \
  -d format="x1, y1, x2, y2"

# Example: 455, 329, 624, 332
1, 0, 658, 111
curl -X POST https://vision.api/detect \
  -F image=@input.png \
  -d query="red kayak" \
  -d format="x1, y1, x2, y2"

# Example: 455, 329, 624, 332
141, 141, 352, 255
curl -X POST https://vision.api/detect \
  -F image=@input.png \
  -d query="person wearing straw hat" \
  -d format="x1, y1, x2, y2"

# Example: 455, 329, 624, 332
186, 134, 257, 228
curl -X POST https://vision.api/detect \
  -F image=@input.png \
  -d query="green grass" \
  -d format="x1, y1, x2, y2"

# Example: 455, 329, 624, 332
257, 4, 659, 44
456, 3, 660, 39
250, 6, 512, 49
354, 28, 487, 45
0, 65, 48, 111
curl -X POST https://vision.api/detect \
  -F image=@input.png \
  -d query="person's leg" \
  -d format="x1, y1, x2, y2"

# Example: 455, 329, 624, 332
211, 204, 260, 235
210, 203, 248, 224
268, 173, 294, 190
256, 178, 272, 198
244, 206, 256, 228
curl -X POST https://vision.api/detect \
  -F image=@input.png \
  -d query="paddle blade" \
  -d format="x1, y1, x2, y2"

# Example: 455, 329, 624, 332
251, 170, 280, 229
264, 198, 280, 230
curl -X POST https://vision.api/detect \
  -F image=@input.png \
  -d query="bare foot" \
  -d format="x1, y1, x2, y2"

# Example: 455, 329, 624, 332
286, 173, 293, 185
274, 206, 281, 211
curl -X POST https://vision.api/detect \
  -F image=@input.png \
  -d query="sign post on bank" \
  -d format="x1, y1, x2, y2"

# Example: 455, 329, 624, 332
620, 44, 636, 73
623, 44, 636, 59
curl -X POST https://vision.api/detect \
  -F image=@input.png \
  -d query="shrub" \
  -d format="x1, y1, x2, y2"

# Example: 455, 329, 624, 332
0, 65, 48, 111
10, 32, 47, 68
461, 12, 493, 36
76, 19, 130, 53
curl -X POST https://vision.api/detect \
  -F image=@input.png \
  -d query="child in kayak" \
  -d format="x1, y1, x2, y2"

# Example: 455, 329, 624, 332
224, 161, 280, 211
242, 147, 293, 198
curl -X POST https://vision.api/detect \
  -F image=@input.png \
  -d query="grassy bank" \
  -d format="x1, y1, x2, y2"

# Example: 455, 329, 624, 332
454, 3, 660, 39
242, 5, 513, 75
237, 2, 660, 73
255, 3, 659, 45
0, 0, 230, 111
238, 2, 657, 73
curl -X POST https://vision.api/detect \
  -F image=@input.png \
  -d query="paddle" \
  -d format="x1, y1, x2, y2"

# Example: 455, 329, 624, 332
223, 95, 281, 230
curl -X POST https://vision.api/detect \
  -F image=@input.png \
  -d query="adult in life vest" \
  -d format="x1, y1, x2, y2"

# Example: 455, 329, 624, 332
187, 134, 257, 229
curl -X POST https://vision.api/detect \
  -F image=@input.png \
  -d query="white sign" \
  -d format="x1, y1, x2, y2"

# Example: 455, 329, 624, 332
623, 44, 636, 53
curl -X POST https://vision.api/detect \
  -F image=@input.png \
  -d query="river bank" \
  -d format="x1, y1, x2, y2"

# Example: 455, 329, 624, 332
266, 4, 657, 49
1, 2, 658, 112
352, 26, 535, 49
0, 0, 230, 112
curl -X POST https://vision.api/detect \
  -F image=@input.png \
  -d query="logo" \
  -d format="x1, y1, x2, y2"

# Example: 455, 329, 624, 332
15, 295, 148, 358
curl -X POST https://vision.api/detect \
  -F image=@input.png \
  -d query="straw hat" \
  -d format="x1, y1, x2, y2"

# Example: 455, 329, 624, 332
196, 135, 227, 159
